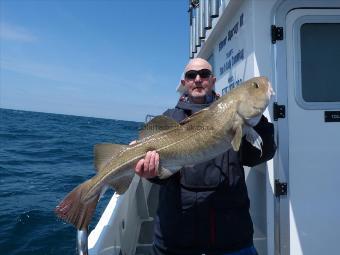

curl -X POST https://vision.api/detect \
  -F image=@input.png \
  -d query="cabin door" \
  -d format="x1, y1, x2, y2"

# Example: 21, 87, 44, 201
283, 8, 340, 255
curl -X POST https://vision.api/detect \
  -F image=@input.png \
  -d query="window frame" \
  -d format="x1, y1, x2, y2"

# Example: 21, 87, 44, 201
293, 15, 340, 109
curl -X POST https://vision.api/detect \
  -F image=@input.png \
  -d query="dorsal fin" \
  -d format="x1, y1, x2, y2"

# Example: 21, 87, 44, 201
94, 143, 128, 172
139, 115, 179, 139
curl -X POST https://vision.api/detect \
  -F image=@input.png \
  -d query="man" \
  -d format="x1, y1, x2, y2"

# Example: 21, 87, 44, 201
134, 58, 276, 255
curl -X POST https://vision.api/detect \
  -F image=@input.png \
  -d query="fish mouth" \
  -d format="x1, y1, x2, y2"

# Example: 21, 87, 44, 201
252, 106, 265, 111
245, 114, 262, 126
268, 82, 275, 97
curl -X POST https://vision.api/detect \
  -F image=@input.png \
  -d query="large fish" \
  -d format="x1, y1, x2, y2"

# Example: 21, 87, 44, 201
55, 76, 274, 229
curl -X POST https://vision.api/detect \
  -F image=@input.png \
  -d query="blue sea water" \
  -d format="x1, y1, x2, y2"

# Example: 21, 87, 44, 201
0, 108, 142, 255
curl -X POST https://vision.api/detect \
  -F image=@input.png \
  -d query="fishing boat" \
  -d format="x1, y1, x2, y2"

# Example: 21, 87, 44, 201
82, 1, 340, 254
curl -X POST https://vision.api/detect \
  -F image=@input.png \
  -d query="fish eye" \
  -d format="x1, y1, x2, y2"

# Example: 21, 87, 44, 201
253, 82, 259, 88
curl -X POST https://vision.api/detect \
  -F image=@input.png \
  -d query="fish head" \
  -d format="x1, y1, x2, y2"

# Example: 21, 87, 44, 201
236, 76, 274, 123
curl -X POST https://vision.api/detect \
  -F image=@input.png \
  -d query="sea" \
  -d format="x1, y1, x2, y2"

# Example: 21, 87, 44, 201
0, 108, 142, 255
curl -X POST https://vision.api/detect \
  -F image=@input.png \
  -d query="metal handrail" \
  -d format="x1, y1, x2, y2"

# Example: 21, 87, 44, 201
77, 227, 89, 255
145, 114, 155, 123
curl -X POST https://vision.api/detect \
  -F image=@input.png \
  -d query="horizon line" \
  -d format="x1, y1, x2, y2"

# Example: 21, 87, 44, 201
0, 107, 144, 123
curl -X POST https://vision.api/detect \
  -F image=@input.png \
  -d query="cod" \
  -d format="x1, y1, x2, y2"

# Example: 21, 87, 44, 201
56, 76, 274, 229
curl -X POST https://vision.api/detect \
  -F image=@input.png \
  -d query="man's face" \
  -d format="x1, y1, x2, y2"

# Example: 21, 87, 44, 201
181, 59, 216, 103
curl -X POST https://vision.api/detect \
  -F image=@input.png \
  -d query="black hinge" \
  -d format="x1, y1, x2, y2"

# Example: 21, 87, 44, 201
273, 102, 285, 121
271, 25, 283, 44
275, 179, 288, 197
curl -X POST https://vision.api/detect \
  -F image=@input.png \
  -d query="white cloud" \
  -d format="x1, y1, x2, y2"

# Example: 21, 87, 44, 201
0, 57, 164, 94
0, 22, 38, 42
0, 57, 111, 86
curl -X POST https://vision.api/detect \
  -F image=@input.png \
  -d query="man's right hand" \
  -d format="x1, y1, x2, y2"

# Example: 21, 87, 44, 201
130, 141, 159, 179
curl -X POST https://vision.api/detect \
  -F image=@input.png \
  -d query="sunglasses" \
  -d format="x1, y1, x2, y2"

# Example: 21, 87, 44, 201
184, 69, 212, 80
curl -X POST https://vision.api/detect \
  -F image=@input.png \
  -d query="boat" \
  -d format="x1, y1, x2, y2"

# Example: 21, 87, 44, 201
81, 1, 340, 254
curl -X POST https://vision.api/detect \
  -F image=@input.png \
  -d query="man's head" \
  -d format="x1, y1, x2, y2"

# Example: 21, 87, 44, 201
181, 58, 216, 104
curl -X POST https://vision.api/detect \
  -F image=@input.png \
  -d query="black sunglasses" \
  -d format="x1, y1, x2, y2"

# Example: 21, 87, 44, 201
184, 69, 212, 80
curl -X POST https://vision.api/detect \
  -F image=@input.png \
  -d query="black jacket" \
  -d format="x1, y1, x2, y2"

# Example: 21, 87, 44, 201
150, 97, 276, 254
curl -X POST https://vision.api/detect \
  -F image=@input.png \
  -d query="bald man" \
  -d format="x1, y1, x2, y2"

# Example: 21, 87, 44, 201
134, 58, 276, 255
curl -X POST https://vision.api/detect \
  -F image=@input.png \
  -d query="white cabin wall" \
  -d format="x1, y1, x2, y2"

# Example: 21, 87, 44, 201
211, 0, 255, 95
241, 2, 277, 254
249, 1, 278, 255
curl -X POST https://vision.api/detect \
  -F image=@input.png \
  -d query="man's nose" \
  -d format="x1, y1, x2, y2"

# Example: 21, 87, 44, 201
194, 74, 202, 82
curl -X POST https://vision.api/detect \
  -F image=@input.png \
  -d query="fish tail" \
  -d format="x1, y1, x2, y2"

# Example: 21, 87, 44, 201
55, 179, 100, 229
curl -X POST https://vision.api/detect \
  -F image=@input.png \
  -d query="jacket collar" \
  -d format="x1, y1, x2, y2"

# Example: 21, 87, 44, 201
175, 92, 219, 114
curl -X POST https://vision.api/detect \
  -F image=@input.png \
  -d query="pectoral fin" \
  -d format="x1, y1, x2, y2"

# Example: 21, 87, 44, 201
231, 125, 243, 151
244, 126, 263, 156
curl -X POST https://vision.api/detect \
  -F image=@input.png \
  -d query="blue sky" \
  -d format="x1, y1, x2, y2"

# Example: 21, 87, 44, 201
0, 0, 189, 121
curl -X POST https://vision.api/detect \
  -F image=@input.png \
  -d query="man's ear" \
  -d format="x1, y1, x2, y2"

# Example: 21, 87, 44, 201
208, 77, 216, 90
181, 80, 186, 86
211, 76, 216, 85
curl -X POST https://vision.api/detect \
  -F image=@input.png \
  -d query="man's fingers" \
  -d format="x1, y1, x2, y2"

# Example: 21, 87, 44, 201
144, 151, 151, 172
149, 151, 156, 173
136, 151, 160, 178
135, 159, 145, 176
155, 152, 160, 175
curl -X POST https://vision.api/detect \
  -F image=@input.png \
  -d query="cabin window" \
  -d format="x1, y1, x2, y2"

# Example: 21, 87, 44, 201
300, 23, 340, 102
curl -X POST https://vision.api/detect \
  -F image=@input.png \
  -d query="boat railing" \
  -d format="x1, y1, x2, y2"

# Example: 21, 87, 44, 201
77, 228, 89, 255
144, 114, 155, 123
77, 175, 159, 255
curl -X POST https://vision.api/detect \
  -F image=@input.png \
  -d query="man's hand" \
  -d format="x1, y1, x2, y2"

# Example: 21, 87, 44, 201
130, 141, 159, 178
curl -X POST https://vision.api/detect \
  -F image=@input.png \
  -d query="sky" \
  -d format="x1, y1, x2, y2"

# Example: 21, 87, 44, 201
0, 0, 189, 122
